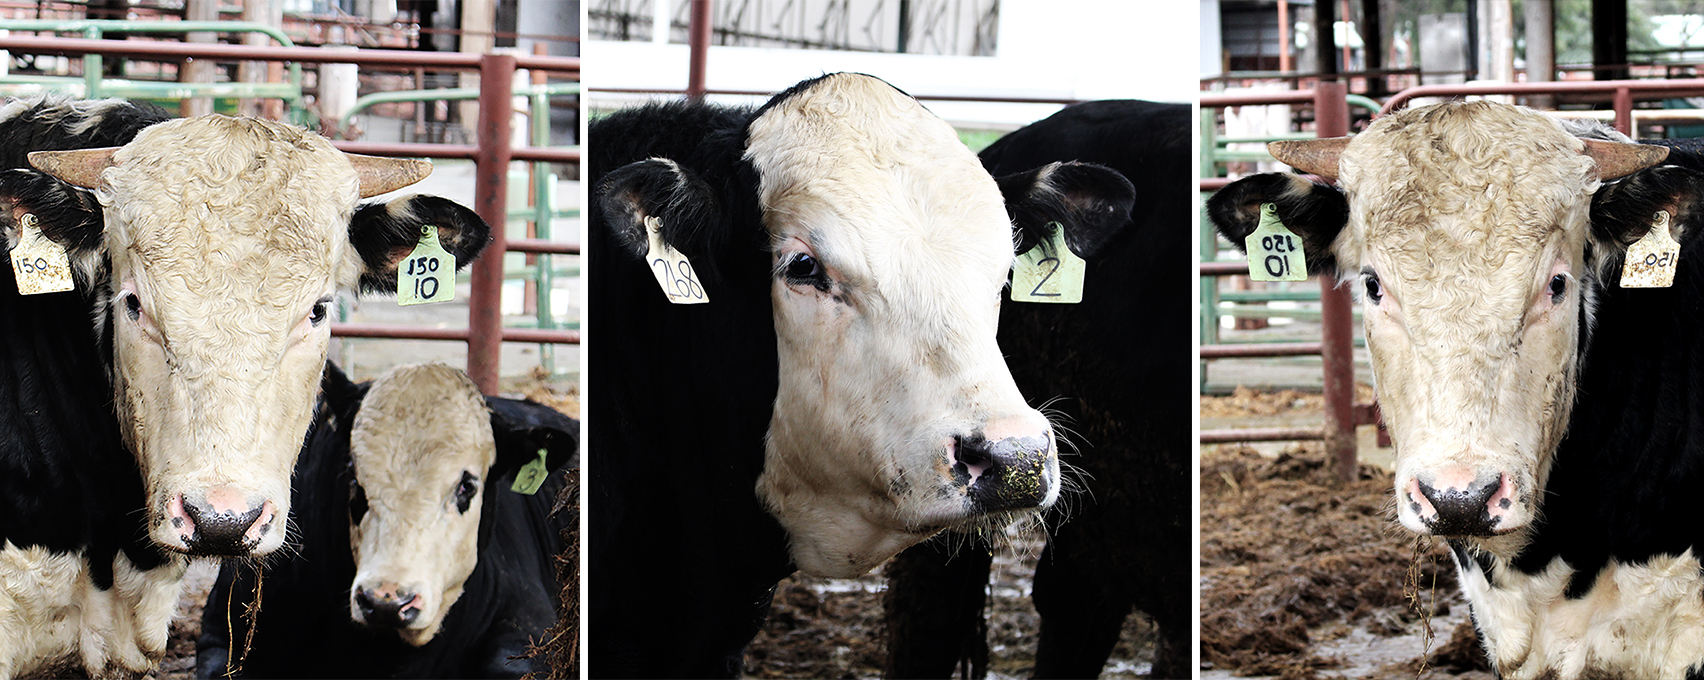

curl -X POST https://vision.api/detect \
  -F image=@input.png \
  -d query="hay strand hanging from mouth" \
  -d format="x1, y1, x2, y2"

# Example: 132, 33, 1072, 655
1404, 534, 1438, 679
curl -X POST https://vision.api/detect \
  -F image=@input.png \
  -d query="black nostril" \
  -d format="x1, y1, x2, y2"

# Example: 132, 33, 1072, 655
1417, 475, 1502, 536
354, 587, 378, 616
181, 500, 265, 556
355, 587, 419, 629
951, 433, 1053, 512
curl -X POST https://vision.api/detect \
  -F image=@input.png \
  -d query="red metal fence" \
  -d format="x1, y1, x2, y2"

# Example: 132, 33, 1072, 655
0, 35, 582, 395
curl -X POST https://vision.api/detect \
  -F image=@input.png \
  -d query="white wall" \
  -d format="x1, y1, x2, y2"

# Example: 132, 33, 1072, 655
585, 0, 1197, 127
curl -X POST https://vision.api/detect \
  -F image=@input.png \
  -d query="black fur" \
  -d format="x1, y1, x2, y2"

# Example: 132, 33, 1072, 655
883, 99, 1192, 679
1206, 172, 1351, 277
194, 362, 578, 679
990, 161, 1136, 258
349, 195, 492, 294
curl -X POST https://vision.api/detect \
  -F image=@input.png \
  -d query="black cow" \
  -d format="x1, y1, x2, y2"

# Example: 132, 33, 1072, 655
195, 362, 578, 678
588, 73, 1134, 677
882, 100, 1191, 679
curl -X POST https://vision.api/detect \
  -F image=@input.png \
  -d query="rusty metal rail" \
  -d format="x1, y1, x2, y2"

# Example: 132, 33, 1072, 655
1380, 79, 1704, 135
0, 36, 581, 394
1200, 83, 1362, 482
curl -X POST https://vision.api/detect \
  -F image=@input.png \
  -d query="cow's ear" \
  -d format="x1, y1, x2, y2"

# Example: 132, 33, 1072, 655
485, 396, 579, 483
318, 361, 370, 423
994, 161, 1135, 259
1206, 173, 1349, 277
596, 158, 723, 263
347, 194, 492, 294
0, 169, 106, 262
1590, 164, 1704, 267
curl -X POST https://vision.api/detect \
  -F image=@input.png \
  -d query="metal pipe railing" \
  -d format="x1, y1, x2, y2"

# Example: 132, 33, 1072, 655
0, 36, 581, 395
1380, 79, 1704, 135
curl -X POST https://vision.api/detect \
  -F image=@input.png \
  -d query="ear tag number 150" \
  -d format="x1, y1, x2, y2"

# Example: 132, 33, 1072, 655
1010, 221, 1085, 304
398, 225, 455, 306
10, 213, 74, 295
646, 216, 708, 304
1245, 203, 1308, 282
1620, 210, 1680, 289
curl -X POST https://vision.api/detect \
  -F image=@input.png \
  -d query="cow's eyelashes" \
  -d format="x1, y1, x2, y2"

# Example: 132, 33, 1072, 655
119, 291, 142, 321
783, 252, 823, 282
453, 471, 478, 513
1363, 271, 1384, 305
309, 297, 332, 326
1549, 274, 1569, 303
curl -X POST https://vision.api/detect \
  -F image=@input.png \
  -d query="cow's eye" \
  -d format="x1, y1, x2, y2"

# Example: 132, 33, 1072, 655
121, 291, 142, 321
1363, 272, 1383, 304
783, 253, 821, 281
309, 298, 331, 326
453, 471, 478, 513
1549, 274, 1568, 303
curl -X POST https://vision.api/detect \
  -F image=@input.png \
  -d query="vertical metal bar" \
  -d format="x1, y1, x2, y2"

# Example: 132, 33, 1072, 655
1614, 86, 1633, 137
1199, 106, 1221, 350
1314, 80, 1358, 483
687, 0, 711, 100
469, 52, 517, 395
531, 85, 555, 374
83, 26, 101, 98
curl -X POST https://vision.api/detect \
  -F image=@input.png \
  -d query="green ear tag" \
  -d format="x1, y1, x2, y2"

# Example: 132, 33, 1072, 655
510, 448, 550, 495
645, 216, 709, 304
1620, 210, 1680, 289
1244, 203, 1308, 282
1010, 222, 1086, 303
397, 225, 455, 306
10, 213, 74, 295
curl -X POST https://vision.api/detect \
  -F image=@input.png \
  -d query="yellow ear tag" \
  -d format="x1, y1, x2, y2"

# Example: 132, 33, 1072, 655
1010, 222, 1086, 304
1620, 210, 1680, 288
510, 448, 549, 495
644, 216, 708, 304
1245, 203, 1308, 282
397, 225, 455, 306
10, 213, 74, 295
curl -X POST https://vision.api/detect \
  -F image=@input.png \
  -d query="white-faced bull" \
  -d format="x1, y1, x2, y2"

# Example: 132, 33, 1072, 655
1209, 100, 1704, 679
588, 73, 1133, 676
0, 97, 488, 677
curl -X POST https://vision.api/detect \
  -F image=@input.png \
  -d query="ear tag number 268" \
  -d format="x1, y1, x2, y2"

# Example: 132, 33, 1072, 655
1245, 203, 1308, 282
1010, 222, 1085, 304
10, 213, 74, 295
646, 216, 708, 304
398, 225, 455, 306
1620, 210, 1680, 289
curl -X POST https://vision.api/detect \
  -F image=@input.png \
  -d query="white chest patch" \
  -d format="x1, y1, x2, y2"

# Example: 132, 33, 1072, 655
1456, 548, 1704, 679
0, 542, 185, 678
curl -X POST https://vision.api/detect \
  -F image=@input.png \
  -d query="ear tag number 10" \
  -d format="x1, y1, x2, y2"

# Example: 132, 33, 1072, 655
645, 216, 708, 304
1011, 221, 1085, 303
1620, 210, 1680, 289
10, 213, 74, 295
398, 225, 455, 306
1245, 203, 1308, 282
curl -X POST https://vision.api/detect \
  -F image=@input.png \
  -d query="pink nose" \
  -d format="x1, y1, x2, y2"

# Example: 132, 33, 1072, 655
1404, 467, 1517, 536
167, 487, 276, 555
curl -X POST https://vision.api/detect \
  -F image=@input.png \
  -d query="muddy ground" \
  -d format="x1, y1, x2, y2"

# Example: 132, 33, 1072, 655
744, 526, 1155, 680
1200, 388, 1493, 680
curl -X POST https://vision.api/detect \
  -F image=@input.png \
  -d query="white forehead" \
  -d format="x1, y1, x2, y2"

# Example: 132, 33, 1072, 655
99, 115, 364, 294
744, 74, 1014, 294
1336, 102, 1598, 279
352, 364, 495, 484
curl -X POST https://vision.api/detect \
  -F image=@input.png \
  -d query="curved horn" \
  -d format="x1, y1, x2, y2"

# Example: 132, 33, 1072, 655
1580, 139, 1669, 180
1268, 137, 1352, 180
346, 153, 433, 198
28, 147, 119, 189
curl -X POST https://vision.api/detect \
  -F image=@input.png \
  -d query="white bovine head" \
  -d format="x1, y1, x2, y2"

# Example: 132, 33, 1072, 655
595, 74, 1154, 578
345, 363, 493, 646
1208, 101, 1676, 544
14, 110, 489, 557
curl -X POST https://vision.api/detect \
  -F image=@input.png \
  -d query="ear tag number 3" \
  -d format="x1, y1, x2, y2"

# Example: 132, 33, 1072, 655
511, 448, 549, 495
645, 216, 708, 304
398, 225, 455, 306
10, 213, 74, 295
1245, 203, 1308, 282
1011, 221, 1086, 304
1621, 210, 1680, 289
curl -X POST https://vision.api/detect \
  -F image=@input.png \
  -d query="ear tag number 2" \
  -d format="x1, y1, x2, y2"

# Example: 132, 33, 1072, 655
10, 213, 74, 295
1245, 203, 1308, 282
397, 225, 455, 306
510, 447, 549, 495
645, 216, 708, 304
1010, 222, 1086, 304
1621, 210, 1680, 289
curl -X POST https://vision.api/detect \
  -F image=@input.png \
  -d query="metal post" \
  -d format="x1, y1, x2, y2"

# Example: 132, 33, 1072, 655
469, 52, 517, 395
687, 0, 710, 100
1614, 86, 1633, 136
1314, 81, 1358, 483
